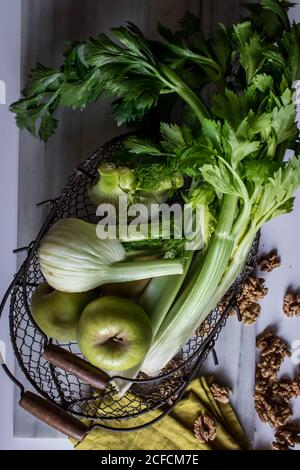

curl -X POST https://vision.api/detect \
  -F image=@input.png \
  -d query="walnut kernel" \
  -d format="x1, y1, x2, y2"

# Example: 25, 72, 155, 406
194, 415, 216, 444
259, 250, 281, 272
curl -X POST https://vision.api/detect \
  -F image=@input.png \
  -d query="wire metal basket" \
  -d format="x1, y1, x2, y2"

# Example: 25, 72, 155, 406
0, 133, 259, 438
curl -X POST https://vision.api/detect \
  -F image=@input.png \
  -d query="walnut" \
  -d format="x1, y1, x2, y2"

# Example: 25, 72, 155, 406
283, 291, 300, 317
159, 382, 179, 405
196, 318, 211, 337
256, 328, 290, 361
211, 277, 268, 325
210, 382, 232, 404
161, 356, 182, 376
256, 359, 280, 381
240, 276, 268, 302
158, 356, 183, 402
229, 277, 268, 325
241, 302, 261, 325
272, 424, 300, 450
254, 329, 292, 428
228, 307, 237, 317
258, 250, 281, 272
270, 379, 294, 403
216, 292, 233, 314
256, 328, 275, 349
254, 391, 292, 427
256, 329, 291, 380
274, 375, 300, 399
290, 375, 300, 398
194, 415, 216, 444
272, 440, 289, 450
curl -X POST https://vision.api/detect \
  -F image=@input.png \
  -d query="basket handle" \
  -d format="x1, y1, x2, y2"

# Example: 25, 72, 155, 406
43, 344, 109, 390
19, 391, 89, 440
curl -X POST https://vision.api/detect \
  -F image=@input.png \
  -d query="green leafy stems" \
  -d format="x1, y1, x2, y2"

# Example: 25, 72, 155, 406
10, 20, 214, 140
9, 1, 300, 373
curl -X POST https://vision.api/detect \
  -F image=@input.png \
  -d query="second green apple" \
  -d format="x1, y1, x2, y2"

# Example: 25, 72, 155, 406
31, 282, 98, 341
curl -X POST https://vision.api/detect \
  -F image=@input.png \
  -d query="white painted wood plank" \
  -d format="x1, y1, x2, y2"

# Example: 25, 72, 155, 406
201, 318, 256, 442
0, 0, 27, 450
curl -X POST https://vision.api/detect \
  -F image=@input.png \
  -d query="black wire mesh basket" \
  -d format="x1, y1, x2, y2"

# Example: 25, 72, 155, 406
0, 133, 259, 439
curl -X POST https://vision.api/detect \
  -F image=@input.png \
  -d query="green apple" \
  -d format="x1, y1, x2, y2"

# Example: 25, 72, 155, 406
100, 279, 150, 300
30, 282, 98, 341
77, 296, 153, 372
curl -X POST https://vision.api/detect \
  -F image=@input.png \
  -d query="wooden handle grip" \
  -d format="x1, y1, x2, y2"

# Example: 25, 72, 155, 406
19, 391, 88, 441
43, 344, 109, 390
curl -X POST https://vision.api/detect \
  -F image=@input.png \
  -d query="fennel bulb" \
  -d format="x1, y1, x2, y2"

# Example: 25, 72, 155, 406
88, 163, 134, 207
39, 218, 183, 292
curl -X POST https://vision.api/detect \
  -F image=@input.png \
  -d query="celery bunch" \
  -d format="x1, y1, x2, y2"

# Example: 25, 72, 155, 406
11, 1, 300, 375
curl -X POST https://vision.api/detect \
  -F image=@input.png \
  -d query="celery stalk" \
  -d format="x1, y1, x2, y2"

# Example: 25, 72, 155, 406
139, 251, 194, 336
142, 194, 238, 374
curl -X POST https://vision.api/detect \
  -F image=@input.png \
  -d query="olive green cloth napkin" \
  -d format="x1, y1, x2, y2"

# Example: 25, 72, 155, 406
73, 376, 249, 450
